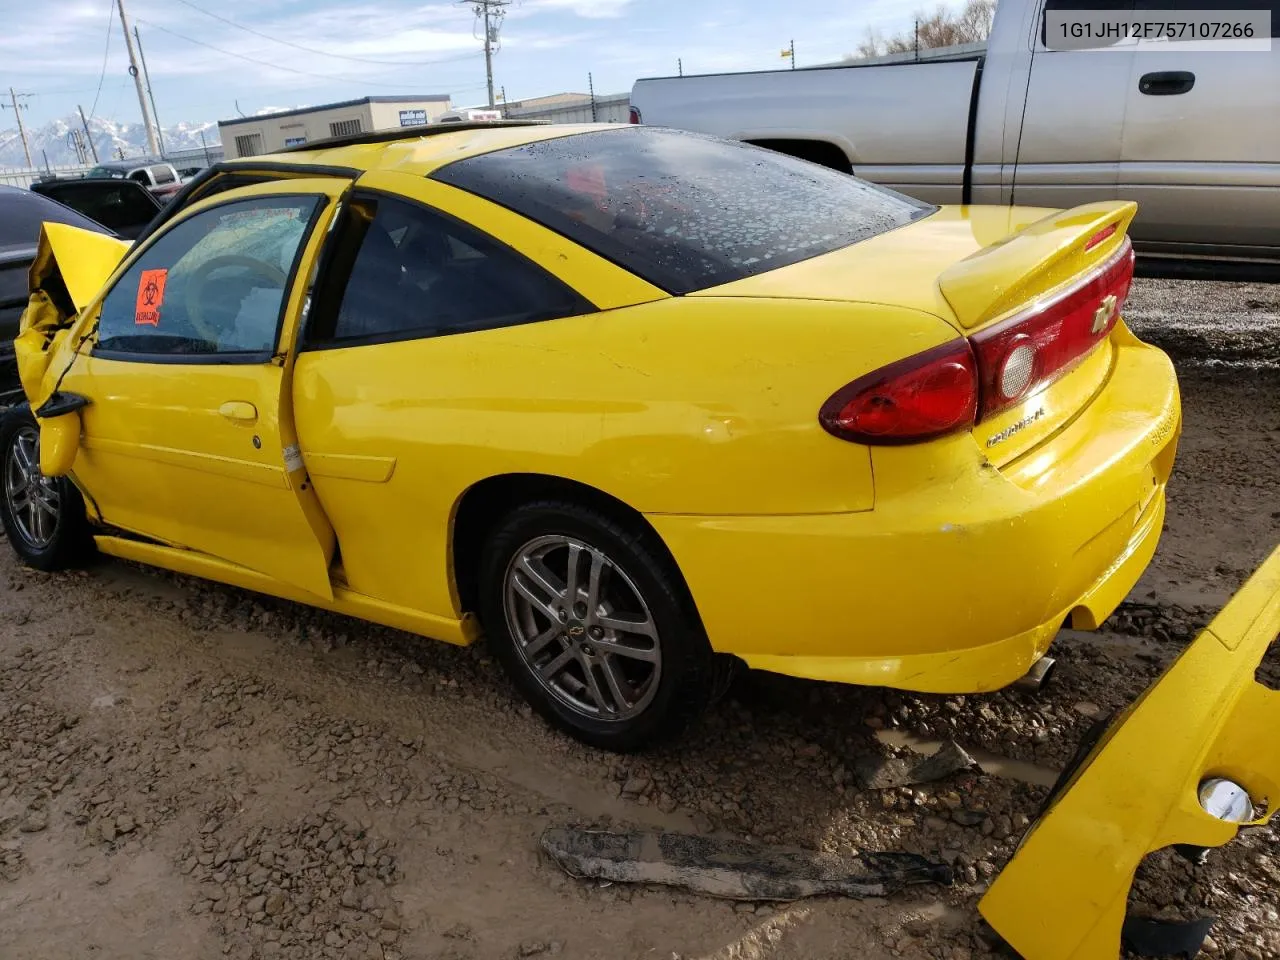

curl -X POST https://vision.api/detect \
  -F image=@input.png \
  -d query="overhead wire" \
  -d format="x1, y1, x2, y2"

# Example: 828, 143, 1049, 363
87, 0, 116, 120
134, 18, 481, 89
167, 0, 482, 68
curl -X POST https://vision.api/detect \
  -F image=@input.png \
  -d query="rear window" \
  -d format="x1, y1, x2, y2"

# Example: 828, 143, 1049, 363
0, 187, 110, 254
431, 127, 934, 294
33, 182, 159, 234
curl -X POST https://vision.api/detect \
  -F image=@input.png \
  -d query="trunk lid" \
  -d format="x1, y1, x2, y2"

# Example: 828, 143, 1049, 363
697, 201, 1139, 467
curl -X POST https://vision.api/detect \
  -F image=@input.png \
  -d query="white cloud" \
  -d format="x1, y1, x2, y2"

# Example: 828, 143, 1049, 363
517, 0, 635, 19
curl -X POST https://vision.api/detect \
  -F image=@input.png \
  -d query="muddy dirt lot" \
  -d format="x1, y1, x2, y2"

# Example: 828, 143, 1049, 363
1, 277, 1277, 960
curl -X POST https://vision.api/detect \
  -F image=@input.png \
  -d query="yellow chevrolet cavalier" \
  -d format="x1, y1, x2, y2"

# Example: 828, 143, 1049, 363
3, 122, 1180, 750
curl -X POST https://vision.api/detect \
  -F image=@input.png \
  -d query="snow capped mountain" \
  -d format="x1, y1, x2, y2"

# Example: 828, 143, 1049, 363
0, 114, 221, 169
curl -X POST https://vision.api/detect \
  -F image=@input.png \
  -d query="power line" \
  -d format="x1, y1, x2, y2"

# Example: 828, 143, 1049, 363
135, 17, 481, 89
167, 0, 482, 68
88, 0, 116, 120
461, 0, 511, 109
134, 17, 480, 89
118, 0, 160, 156
3, 90, 34, 167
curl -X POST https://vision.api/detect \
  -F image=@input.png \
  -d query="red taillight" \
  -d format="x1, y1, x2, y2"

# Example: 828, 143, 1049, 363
970, 237, 1134, 421
821, 235, 1135, 445
628, 106, 642, 124
820, 341, 978, 445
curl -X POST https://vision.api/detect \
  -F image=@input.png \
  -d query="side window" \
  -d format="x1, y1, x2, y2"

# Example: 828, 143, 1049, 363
305, 193, 593, 346
1141, 0, 1280, 35
128, 169, 150, 185
329, 119, 362, 138
151, 165, 175, 185
235, 133, 264, 158
1041, 0, 1135, 46
96, 195, 321, 359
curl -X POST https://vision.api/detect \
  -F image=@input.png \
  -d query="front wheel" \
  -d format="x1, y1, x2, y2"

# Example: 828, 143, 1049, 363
0, 406, 92, 571
478, 500, 717, 752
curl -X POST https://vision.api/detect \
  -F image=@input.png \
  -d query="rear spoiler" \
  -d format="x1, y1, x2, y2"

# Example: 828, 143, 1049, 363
938, 201, 1138, 330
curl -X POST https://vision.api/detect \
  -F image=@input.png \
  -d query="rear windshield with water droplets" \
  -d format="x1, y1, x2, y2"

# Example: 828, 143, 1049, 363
430, 127, 935, 295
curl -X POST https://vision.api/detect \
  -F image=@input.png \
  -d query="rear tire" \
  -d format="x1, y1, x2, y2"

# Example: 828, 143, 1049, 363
0, 406, 92, 571
478, 499, 717, 752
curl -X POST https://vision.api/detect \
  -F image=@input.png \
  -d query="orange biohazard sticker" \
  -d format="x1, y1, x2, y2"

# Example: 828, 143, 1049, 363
135, 268, 168, 326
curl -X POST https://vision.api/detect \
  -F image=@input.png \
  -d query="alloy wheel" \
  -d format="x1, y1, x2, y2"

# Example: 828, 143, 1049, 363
4, 425, 60, 550
503, 535, 662, 722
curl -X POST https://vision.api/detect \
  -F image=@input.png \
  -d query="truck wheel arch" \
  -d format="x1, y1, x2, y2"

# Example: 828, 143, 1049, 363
743, 139, 853, 173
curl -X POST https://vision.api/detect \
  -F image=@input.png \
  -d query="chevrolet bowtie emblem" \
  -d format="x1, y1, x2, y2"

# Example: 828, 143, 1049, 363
1092, 294, 1118, 335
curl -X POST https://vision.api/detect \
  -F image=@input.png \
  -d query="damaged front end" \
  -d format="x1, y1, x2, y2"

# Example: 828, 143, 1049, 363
13, 222, 129, 474
980, 546, 1280, 959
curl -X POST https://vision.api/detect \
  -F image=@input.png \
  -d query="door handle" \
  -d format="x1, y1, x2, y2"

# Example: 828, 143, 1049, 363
218, 401, 258, 422
1139, 71, 1195, 96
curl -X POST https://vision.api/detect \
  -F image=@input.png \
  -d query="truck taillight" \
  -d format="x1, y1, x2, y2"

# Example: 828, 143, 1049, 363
969, 237, 1134, 421
819, 341, 978, 445
628, 106, 642, 124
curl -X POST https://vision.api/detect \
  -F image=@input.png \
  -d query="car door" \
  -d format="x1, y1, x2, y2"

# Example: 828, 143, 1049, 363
1012, 0, 1137, 209
290, 172, 645, 621
60, 179, 348, 598
1118, 0, 1280, 253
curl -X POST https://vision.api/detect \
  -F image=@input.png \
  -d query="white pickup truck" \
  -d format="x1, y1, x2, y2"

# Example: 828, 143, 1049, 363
630, 0, 1280, 267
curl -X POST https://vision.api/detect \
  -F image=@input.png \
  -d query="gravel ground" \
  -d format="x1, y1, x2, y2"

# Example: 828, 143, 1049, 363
0, 276, 1277, 960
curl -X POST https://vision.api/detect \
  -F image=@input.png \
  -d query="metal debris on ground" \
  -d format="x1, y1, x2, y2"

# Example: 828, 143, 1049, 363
540, 827, 953, 901
853, 739, 981, 790
1121, 915, 1217, 958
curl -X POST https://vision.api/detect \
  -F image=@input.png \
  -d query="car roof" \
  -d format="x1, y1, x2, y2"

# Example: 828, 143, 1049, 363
0, 184, 113, 259
228, 121, 616, 179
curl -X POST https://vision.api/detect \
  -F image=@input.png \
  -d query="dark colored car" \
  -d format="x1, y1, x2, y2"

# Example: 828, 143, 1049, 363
29, 178, 162, 240
0, 186, 119, 406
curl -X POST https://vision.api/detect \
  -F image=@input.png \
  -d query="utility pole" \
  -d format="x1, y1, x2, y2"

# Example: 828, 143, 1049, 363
499, 85, 508, 118
588, 72, 597, 122
462, 0, 510, 109
77, 104, 100, 162
116, 0, 159, 157
678, 58, 683, 77
68, 130, 88, 165
3, 89, 33, 168
199, 129, 211, 164
790, 39, 796, 69
134, 25, 165, 157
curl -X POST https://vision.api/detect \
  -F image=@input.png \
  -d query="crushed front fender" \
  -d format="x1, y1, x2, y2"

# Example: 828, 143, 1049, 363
979, 545, 1280, 959
15, 222, 129, 406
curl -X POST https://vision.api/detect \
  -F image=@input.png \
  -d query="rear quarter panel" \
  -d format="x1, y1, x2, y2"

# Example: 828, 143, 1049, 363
291, 298, 956, 616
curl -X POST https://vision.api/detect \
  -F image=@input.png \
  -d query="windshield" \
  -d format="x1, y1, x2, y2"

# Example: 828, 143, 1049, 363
432, 127, 935, 294
87, 166, 127, 180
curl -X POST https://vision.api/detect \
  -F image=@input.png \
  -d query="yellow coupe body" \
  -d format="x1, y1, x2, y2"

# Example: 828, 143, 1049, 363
7, 121, 1180, 748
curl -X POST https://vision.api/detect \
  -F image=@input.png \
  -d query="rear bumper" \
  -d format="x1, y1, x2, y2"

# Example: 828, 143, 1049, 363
649, 333, 1180, 693
980, 546, 1280, 959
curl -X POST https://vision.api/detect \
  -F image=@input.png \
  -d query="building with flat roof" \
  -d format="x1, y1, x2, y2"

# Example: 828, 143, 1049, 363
500, 91, 632, 124
217, 95, 453, 158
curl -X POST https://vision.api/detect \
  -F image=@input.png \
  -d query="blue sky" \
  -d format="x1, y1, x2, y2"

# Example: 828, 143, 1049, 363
4, 0, 923, 131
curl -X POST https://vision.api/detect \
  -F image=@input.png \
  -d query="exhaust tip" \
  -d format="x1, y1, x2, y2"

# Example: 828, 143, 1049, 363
1013, 656, 1057, 694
